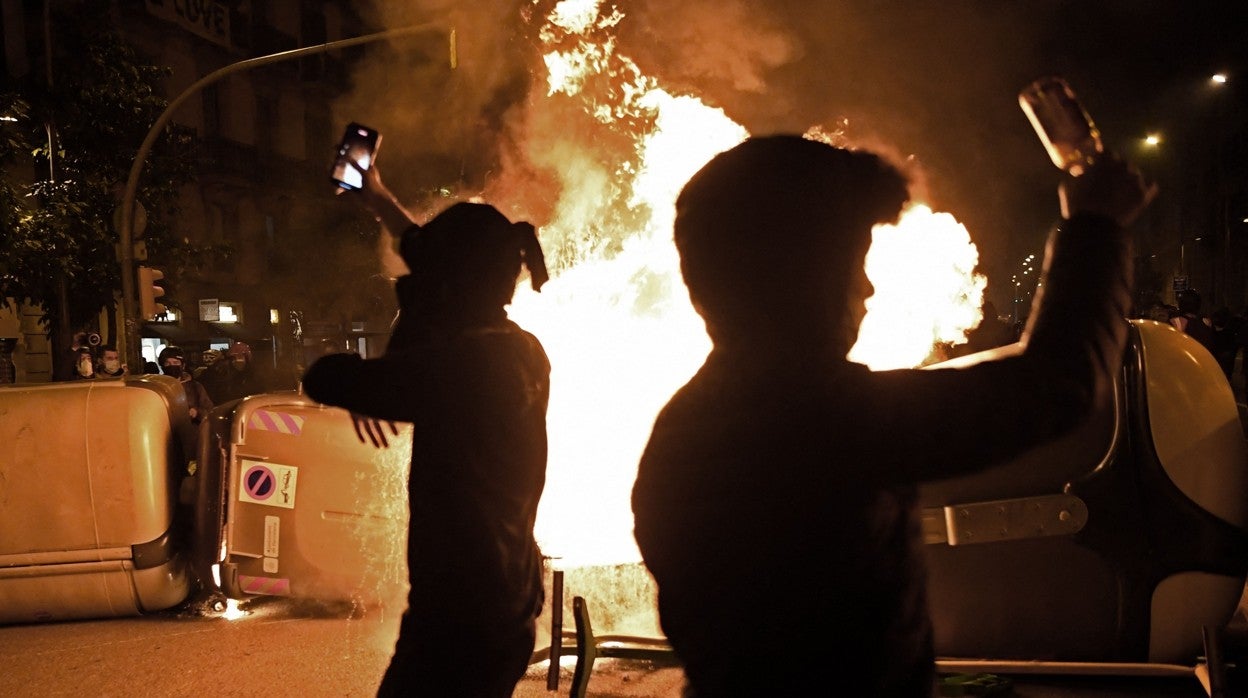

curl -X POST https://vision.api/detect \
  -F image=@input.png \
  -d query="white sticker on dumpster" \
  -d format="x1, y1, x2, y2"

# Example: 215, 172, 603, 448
238, 460, 299, 509
263, 515, 280, 557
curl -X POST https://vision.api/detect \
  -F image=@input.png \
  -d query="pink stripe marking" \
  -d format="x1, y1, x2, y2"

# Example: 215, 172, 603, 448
277, 412, 300, 434
257, 410, 279, 432
247, 410, 302, 435
240, 575, 291, 596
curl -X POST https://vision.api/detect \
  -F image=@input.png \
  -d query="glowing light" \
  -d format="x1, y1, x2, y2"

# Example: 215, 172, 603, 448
1144, 134, 1161, 146
848, 205, 987, 370
1212, 73, 1228, 84
510, 2, 987, 566
549, 0, 607, 35
222, 598, 247, 621
217, 302, 240, 323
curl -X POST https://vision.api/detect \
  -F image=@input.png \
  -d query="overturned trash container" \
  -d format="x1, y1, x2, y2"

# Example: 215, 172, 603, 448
922, 318, 1248, 668
0, 376, 194, 624
191, 391, 411, 608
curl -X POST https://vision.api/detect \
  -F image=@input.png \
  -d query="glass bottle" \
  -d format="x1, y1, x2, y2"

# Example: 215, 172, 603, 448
1019, 76, 1103, 176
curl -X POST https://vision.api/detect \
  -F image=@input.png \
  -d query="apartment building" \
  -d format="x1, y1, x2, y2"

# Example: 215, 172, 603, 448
1, 0, 400, 382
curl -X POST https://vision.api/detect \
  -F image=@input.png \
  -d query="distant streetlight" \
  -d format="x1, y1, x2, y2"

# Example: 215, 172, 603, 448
1212, 73, 1228, 85
1144, 134, 1162, 147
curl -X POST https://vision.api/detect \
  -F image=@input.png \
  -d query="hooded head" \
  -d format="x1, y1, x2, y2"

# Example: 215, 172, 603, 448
158, 346, 186, 379
396, 202, 548, 330
674, 135, 909, 355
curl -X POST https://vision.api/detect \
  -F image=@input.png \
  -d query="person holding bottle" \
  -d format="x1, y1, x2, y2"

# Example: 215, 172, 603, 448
631, 134, 1155, 696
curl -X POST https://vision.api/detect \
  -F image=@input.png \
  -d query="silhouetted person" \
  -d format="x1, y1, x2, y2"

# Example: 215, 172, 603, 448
1171, 289, 1217, 356
631, 136, 1154, 697
202, 341, 269, 402
301, 157, 550, 698
1211, 307, 1240, 379
159, 345, 212, 463
0, 338, 16, 384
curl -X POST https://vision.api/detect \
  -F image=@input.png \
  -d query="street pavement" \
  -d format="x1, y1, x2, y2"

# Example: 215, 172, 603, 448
0, 592, 1222, 697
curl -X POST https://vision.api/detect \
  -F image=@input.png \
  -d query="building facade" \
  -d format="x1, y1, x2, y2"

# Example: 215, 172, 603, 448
2, 0, 398, 383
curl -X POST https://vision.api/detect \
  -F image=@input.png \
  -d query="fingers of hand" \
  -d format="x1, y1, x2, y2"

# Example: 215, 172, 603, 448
352, 416, 369, 445
371, 420, 390, 448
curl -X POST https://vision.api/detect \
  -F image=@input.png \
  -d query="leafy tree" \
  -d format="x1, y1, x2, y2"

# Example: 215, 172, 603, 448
0, 3, 200, 378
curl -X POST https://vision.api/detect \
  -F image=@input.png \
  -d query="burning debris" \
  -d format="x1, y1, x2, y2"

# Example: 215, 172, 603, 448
342, 0, 989, 590
510, 0, 987, 566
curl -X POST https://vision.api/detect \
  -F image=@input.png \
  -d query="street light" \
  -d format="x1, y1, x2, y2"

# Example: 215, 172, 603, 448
116, 23, 450, 369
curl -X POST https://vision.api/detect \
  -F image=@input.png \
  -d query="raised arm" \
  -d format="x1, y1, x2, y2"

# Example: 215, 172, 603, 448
341, 159, 418, 237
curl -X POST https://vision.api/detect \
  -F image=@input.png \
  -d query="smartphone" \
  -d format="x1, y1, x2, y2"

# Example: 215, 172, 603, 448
331, 122, 381, 191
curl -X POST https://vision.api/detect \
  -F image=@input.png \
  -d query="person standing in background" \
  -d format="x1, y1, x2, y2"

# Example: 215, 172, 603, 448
68, 346, 95, 380
1170, 289, 1217, 355
95, 345, 127, 379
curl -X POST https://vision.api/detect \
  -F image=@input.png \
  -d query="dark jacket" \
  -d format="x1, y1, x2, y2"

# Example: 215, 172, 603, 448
301, 317, 551, 625
631, 214, 1133, 696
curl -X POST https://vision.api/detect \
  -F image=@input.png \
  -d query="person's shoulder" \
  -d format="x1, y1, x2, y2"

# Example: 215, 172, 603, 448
463, 321, 551, 362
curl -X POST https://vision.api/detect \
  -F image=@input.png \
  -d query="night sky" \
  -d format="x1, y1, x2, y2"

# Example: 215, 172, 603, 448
342, 0, 1248, 310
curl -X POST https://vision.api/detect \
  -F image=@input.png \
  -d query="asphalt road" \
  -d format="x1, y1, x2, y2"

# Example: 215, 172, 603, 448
0, 592, 1221, 698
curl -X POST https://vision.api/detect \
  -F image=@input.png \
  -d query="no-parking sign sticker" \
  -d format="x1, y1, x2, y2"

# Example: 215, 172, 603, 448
238, 460, 298, 509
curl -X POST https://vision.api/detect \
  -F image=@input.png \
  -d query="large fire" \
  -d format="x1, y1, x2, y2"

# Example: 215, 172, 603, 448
506, 0, 986, 566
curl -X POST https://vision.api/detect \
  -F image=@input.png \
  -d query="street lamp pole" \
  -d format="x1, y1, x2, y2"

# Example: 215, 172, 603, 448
117, 23, 448, 369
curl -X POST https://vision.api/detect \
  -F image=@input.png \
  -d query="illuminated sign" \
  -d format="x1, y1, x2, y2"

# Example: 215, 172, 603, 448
199, 298, 220, 322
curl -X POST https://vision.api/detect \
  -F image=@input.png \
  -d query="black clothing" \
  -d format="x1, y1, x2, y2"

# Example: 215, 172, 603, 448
202, 364, 266, 404
376, 614, 535, 697
174, 376, 212, 463
302, 317, 550, 695
1174, 312, 1217, 355
632, 214, 1132, 697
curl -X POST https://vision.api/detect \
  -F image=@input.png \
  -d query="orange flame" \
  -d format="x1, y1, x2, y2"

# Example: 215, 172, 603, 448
508, 1, 984, 566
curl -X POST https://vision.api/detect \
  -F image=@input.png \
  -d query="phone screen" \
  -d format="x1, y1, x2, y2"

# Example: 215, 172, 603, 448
331, 123, 380, 190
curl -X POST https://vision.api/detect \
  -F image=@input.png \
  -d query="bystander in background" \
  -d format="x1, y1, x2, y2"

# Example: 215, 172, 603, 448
1170, 289, 1216, 355
159, 346, 212, 461
68, 346, 95, 380
0, 338, 17, 384
94, 345, 127, 379
202, 342, 270, 403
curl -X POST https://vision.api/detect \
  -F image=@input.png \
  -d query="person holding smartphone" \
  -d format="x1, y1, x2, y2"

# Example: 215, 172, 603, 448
304, 137, 551, 698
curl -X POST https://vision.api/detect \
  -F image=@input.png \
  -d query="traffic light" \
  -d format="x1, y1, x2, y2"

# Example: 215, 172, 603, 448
137, 265, 166, 320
